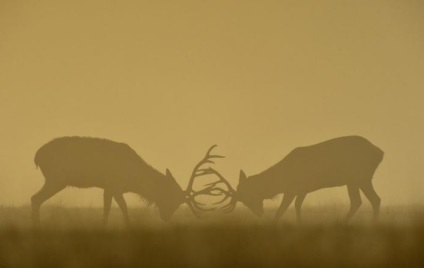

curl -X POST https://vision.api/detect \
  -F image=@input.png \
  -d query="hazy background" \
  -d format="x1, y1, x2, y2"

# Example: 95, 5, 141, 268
0, 0, 423, 208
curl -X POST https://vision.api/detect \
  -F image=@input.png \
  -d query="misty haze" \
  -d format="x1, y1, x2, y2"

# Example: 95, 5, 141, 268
0, 0, 423, 267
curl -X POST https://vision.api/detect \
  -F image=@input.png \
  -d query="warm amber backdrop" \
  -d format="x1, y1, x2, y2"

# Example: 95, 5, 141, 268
0, 0, 423, 206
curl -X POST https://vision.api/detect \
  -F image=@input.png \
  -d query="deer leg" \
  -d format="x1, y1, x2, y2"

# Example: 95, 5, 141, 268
103, 190, 113, 227
31, 183, 65, 226
114, 194, 130, 227
295, 193, 307, 224
345, 185, 362, 222
360, 181, 381, 221
275, 193, 296, 221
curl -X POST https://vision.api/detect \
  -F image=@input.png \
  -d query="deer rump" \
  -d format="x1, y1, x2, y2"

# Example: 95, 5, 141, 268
264, 136, 384, 193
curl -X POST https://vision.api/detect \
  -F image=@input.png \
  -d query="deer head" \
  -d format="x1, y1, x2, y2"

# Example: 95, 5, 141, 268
156, 168, 187, 221
236, 170, 264, 216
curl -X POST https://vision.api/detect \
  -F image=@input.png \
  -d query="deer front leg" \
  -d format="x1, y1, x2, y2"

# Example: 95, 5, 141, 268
114, 193, 130, 227
295, 193, 307, 224
345, 185, 362, 222
275, 193, 296, 221
31, 182, 65, 226
103, 190, 113, 227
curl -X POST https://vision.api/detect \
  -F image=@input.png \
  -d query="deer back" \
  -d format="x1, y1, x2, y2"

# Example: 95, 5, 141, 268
34, 137, 180, 194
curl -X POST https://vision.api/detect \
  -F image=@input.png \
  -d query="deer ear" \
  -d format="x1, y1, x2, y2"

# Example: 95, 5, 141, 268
166, 168, 173, 178
239, 170, 247, 183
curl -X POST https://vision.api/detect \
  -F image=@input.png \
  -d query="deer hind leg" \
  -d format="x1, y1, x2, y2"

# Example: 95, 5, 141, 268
103, 190, 113, 227
345, 185, 362, 222
114, 194, 130, 226
275, 193, 296, 221
31, 182, 65, 225
295, 193, 307, 224
359, 180, 381, 221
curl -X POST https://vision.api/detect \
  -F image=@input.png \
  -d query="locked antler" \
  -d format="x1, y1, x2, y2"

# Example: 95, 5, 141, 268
185, 145, 237, 218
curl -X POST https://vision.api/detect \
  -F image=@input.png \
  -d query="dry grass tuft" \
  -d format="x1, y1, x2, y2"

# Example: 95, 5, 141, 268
0, 205, 423, 267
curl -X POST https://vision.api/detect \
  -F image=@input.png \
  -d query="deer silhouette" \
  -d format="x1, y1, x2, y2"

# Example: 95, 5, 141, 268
236, 136, 384, 222
32, 137, 235, 226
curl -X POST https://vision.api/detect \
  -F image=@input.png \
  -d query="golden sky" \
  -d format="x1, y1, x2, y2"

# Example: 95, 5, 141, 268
0, 0, 423, 207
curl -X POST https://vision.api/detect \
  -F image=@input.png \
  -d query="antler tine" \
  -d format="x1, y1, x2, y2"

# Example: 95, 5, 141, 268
186, 201, 205, 219
221, 201, 235, 211
206, 168, 236, 194
186, 145, 224, 193
212, 193, 232, 205
205, 145, 226, 160
189, 170, 235, 199
185, 145, 238, 217
190, 200, 216, 212
222, 202, 237, 214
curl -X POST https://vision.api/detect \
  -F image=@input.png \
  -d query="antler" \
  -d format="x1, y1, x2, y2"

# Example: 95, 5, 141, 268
185, 145, 237, 218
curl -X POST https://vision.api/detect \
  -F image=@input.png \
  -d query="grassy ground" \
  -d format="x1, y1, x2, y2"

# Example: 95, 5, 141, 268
0, 205, 423, 267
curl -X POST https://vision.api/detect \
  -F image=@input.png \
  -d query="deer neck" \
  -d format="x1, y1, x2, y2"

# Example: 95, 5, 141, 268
130, 173, 167, 202
133, 173, 183, 204
248, 172, 288, 199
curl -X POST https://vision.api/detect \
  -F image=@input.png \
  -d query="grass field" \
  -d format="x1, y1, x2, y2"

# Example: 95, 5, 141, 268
0, 205, 423, 267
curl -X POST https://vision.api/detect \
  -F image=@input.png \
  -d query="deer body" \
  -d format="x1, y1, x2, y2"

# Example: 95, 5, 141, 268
237, 136, 384, 222
32, 137, 185, 225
